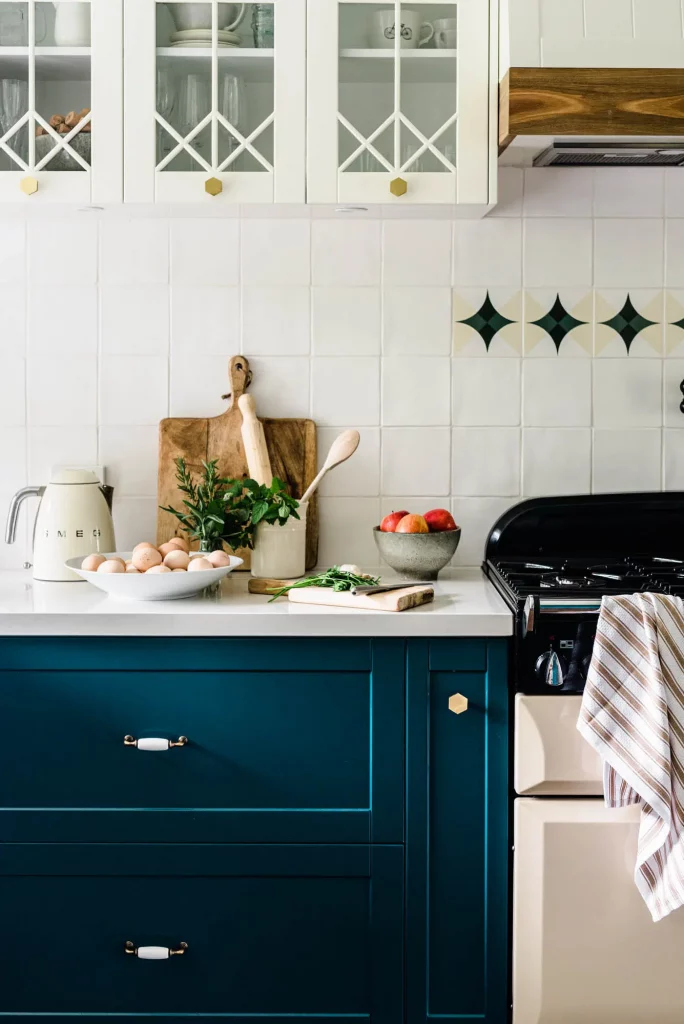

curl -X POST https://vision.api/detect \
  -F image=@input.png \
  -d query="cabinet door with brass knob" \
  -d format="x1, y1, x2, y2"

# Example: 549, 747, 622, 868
406, 638, 508, 1023
124, 0, 305, 203
307, 0, 491, 205
0, 0, 122, 202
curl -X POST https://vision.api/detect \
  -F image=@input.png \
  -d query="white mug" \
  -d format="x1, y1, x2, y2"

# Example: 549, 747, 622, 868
370, 8, 434, 49
433, 17, 457, 49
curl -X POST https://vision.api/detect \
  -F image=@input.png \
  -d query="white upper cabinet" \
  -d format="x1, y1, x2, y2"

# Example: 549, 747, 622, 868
0, 0, 122, 203
124, 0, 305, 203
307, 0, 494, 205
0, 0, 495, 205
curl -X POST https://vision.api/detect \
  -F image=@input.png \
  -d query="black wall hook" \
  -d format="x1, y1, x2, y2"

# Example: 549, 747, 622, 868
680, 379, 684, 414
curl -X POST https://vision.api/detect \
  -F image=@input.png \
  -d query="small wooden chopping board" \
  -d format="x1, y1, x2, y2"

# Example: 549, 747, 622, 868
287, 585, 434, 612
157, 356, 318, 569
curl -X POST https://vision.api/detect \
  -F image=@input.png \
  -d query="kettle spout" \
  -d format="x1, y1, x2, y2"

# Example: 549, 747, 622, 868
99, 484, 114, 513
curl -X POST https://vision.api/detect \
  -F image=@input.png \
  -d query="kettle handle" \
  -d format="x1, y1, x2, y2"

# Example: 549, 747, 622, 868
6, 486, 45, 544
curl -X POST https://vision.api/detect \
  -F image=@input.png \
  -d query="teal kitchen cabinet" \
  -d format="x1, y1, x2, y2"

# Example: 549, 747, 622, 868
406, 639, 509, 1024
0, 843, 403, 1023
0, 635, 508, 1023
0, 637, 404, 844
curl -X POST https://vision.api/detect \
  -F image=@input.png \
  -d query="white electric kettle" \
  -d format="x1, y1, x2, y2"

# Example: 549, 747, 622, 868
5, 469, 115, 582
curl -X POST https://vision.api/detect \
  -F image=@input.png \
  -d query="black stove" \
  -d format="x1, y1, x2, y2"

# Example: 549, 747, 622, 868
483, 493, 684, 695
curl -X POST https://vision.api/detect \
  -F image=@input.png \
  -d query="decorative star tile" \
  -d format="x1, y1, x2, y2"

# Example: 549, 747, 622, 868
601, 295, 655, 352
530, 294, 586, 352
457, 292, 514, 349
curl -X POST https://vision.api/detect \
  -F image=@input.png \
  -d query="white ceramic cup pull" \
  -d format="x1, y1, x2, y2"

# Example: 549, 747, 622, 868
123, 735, 188, 751
125, 941, 188, 958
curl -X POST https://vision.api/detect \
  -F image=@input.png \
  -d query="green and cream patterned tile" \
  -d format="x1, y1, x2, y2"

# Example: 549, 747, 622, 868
665, 291, 684, 355
524, 290, 592, 357
453, 289, 522, 357
595, 290, 664, 357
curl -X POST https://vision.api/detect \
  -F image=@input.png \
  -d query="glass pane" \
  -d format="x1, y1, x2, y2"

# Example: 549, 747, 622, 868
0, 1, 92, 172
399, 3, 456, 174
338, 2, 457, 176
0, 2, 28, 172
156, 2, 274, 174
338, 4, 394, 172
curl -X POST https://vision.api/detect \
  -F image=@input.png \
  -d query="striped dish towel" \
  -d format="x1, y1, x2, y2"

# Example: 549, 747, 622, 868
578, 592, 684, 923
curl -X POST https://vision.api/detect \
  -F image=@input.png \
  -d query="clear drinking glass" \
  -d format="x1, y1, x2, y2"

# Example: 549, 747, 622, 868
177, 72, 210, 166
220, 73, 246, 131
251, 3, 274, 47
0, 79, 28, 162
156, 66, 176, 162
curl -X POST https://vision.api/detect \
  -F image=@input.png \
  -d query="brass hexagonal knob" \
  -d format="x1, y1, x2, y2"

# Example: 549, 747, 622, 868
205, 176, 222, 197
389, 176, 407, 197
448, 693, 468, 715
20, 176, 38, 196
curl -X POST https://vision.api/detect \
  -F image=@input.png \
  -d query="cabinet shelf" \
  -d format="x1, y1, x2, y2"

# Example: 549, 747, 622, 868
156, 47, 274, 81
0, 46, 91, 80
339, 48, 457, 84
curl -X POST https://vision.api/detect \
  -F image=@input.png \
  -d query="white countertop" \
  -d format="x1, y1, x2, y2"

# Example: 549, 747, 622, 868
0, 568, 513, 638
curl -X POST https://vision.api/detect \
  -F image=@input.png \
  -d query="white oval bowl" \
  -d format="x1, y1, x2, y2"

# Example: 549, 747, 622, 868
65, 552, 243, 601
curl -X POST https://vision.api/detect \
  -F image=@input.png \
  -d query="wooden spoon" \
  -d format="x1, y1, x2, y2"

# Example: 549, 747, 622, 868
300, 429, 360, 504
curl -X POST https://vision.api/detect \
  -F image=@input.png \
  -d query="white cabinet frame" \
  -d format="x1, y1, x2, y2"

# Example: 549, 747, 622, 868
307, 0, 491, 205
124, 0, 305, 204
0, 0, 123, 203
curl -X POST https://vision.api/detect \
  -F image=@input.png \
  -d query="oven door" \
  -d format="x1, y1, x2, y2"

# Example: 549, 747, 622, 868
515, 694, 602, 796
513, 799, 684, 1024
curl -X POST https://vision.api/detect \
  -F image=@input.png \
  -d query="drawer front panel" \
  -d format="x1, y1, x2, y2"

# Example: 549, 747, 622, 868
0, 662, 403, 842
0, 843, 403, 1023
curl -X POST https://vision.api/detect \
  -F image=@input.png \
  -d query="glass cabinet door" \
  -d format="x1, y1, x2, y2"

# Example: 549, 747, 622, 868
307, 0, 490, 204
0, 0, 122, 202
124, 0, 304, 203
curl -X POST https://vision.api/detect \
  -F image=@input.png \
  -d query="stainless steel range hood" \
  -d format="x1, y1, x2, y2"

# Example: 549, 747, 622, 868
533, 141, 684, 168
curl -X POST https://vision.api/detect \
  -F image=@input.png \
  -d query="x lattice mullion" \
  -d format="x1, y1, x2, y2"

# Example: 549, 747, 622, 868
0, 111, 29, 170
34, 111, 91, 171
338, 112, 396, 172
216, 111, 273, 172
398, 112, 457, 172
337, 112, 394, 172
155, 112, 212, 172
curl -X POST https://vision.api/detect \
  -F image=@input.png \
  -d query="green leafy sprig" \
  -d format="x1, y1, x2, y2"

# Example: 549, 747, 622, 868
159, 457, 231, 551
267, 566, 380, 602
160, 460, 300, 553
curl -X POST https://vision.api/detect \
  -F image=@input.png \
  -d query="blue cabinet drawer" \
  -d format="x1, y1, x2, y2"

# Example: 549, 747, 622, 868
0, 643, 404, 843
0, 843, 403, 1024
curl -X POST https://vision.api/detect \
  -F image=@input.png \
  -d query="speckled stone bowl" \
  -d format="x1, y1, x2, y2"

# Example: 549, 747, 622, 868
373, 526, 461, 581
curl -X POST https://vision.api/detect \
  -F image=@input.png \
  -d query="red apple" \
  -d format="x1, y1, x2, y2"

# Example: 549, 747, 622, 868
424, 508, 457, 532
395, 514, 429, 534
380, 510, 410, 533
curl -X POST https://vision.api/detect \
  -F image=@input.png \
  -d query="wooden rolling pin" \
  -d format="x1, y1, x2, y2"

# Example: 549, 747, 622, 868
238, 394, 273, 485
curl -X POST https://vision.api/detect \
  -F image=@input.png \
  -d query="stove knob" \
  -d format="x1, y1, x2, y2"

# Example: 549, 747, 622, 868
535, 649, 567, 688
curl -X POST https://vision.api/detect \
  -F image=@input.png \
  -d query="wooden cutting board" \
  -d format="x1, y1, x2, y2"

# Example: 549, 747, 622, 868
157, 355, 318, 570
287, 585, 434, 612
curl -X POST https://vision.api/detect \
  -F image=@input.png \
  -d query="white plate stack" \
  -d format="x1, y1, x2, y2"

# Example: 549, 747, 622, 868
169, 29, 241, 47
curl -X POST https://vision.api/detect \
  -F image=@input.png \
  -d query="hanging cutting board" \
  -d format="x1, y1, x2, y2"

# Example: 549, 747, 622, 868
157, 356, 318, 570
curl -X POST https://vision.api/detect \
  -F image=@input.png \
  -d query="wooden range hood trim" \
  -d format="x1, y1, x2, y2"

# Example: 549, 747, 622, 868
500, 67, 684, 150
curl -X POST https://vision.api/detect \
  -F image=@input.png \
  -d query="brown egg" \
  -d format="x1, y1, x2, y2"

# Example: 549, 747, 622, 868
164, 549, 190, 570
188, 556, 213, 571
206, 550, 231, 568
169, 536, 190, 552
158, 541, 182, 557
132, 542, 157, 556
125, 564, 141, 574
132, 547, 163, 572
146, 564, 172, 574
81, 553, 106, 571
97, 559, 126, 574
171, 567, 187, 572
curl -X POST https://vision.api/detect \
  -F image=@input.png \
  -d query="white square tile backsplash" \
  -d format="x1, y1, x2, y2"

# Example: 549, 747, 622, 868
2, 167, 683, 567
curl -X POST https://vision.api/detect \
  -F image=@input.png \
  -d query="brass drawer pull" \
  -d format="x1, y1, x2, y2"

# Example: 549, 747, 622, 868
125, 941, 188, 958
123, 735, 188, 750
448, 693, 468, 715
